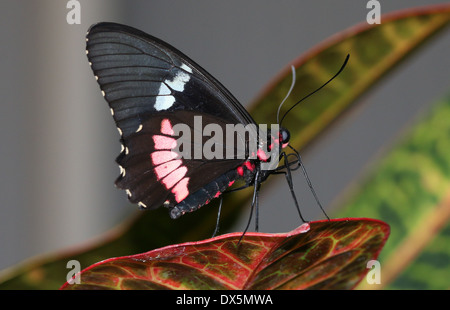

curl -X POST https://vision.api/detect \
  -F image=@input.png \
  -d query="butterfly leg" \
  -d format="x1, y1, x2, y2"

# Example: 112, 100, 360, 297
211, 197, 223, 238
287, 145, 330, 220
238, 166, 262, 245
276, 151, 308, 223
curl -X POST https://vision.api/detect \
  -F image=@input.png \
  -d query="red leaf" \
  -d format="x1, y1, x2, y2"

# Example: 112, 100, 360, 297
61, 218, 389, 290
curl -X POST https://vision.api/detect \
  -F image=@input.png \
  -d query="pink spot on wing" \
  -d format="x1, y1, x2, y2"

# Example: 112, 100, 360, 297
282, 142, 289, 148
172, 177, 190, 203
162, 166, 187, 189
214, 191, 221, 198
153, 135, 177, 150
228, 180, 235, 187
154, 160, 182, 180
161, 119, 174, 136
151, 151, 178, 165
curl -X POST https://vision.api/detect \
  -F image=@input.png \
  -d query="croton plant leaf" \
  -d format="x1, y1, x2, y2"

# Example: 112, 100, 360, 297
336, 94, 450, 289
61, 218, 389, 290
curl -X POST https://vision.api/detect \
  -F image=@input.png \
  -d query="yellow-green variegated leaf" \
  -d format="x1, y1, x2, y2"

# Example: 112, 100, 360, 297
337, 94, 450, 289
250, 5, 450, 150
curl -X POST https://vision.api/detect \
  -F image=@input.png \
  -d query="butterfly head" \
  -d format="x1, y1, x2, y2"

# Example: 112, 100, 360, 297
266, 126, 290, 151
279, 127, 290, 149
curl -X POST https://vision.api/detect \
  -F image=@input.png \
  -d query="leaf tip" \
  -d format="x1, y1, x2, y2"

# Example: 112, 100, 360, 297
287, 222, 311, 236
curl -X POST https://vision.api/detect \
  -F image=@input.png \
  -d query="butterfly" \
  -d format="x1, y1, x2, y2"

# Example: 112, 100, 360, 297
86, 22, 339, 233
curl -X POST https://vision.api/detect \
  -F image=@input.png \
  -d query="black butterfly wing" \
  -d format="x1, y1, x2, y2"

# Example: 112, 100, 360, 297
116, 111, 249, 214
86, 22, 258, 215
86, 22, 256, 138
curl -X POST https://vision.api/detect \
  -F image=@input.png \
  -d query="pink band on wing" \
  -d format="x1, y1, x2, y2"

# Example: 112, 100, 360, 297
172, 177, 190, 203
151, 151, 178, 165
153, 135, 177, 150
161, 119, 174, 136
162, 166, 188, 189
154, 160, 182, 180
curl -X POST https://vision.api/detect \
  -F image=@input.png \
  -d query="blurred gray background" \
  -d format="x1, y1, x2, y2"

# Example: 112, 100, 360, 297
0, 0, 449, 271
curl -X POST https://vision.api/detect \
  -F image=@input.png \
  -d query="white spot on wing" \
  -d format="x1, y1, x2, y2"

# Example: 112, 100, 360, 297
158, 83, 171, 95
125, 189, 132, 197
181, 63, 192, 73
110, 108, 114, 116
155, 95, 175, 111
101, 90, 105, 97
135, 124, 143, 133
166, 71, 190, 92
119, 165, 126, 176
138, 201, 147, 208
154, 66, 191, 111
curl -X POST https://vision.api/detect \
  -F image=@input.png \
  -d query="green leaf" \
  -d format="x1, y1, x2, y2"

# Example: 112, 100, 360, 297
336, 94, 450, 289
389, 219, 450, 289
251, 5, 450, 150
60, 218, 389, 290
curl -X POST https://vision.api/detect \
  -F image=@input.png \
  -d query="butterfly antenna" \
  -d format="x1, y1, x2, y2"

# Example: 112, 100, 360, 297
279, 54, 350, 127
276, 65, 297, 124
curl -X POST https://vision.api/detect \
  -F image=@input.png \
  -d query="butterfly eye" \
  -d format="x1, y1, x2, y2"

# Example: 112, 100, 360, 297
280, 128, 290, 145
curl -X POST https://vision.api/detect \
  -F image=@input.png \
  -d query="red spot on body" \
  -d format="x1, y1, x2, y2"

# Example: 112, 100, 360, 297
153, 135, 177, 150
244, 161, 255, 171
160, 119, 174, 135
257, 149, 269, 161
237, 166, 244, 176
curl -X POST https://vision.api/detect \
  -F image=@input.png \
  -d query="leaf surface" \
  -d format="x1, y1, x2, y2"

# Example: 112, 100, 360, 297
336, 95, 450, 289
61, 218, 389, 290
